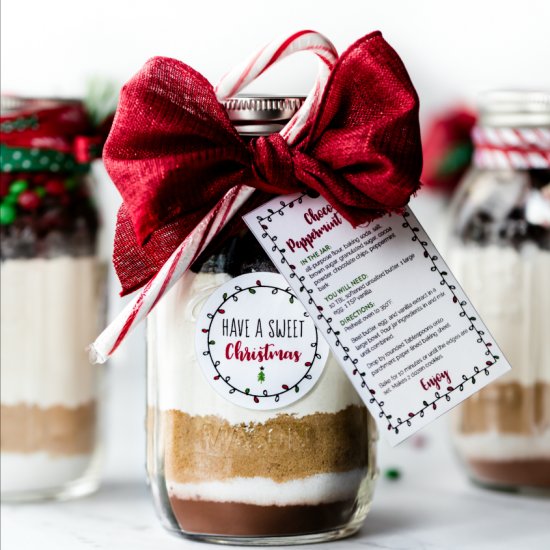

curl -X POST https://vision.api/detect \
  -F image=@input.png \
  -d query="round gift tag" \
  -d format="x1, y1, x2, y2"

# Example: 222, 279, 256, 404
195, 272, 329, 410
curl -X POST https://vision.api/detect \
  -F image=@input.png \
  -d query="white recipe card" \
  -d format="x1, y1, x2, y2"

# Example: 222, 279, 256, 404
244, 192, 511, 445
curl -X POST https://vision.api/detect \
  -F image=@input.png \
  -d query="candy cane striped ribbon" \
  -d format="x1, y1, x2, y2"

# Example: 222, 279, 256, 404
89, 31, 338, 364
472, 126, 550, 169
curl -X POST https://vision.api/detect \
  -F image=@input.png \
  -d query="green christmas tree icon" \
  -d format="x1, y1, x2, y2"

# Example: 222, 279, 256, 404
258, 370, 266, 383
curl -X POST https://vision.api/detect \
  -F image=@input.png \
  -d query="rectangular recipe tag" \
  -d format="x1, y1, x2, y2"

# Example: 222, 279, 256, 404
243, 192, 511, 445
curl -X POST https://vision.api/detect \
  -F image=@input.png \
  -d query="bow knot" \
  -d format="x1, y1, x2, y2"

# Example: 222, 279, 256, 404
249, 133, 298, 194
105, 32, 422, 295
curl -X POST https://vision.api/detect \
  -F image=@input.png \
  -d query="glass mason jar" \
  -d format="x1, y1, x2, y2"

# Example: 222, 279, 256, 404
0, 97, 105, 501
147, 97, 378, 544
448, 90, 550, 490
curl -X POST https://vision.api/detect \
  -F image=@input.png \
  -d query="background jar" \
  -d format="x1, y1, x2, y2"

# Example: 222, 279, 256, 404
146, 97, 378, 544
447, 90, 550, 490
0, 96, 106, 501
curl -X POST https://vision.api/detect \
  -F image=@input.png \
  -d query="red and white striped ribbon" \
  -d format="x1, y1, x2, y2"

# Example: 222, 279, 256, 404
472, 126, 550, 169
89, 31, 338, 364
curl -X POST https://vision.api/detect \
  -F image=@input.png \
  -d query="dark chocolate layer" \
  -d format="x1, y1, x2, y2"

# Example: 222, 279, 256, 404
169, 496, 357, 536
466, 458, 550, 489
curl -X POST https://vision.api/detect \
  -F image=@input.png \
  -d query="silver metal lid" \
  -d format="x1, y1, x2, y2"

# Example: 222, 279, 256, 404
478, 90, 550, 127
223, 95, 305, 136
1, 95, 81, 116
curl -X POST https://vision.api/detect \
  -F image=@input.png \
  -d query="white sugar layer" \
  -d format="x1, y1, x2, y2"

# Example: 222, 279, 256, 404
167, 468, 367, 506
454, 430, 550, 461
0, 452, 94, 494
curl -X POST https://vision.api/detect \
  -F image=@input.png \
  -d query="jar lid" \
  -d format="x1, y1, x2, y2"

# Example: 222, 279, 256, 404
478, 90, 550, 127
1, 95, 82, 116
223, 95, 305, 136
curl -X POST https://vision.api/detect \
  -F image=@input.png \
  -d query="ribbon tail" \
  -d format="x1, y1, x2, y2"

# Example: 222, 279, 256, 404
88, 185, 255, 363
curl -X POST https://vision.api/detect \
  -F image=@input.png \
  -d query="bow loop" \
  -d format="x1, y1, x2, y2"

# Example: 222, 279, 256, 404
301, 32, 423, 224
104, 56, 246, 245
249, 133, 298, 194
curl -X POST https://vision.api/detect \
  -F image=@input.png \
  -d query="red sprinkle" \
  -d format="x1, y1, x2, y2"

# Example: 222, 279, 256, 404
18, 190, 41, 210
45, 179, 66, 196
0, 177, 10, 197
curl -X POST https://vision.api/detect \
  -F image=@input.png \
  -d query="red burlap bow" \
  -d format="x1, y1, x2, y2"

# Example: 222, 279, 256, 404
105, 31, 422, 295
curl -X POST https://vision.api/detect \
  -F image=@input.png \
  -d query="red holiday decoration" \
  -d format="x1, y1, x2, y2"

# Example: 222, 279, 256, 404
421, 108, 476, 193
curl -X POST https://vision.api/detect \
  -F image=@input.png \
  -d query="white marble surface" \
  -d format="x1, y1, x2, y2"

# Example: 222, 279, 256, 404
2, 359, 550, 550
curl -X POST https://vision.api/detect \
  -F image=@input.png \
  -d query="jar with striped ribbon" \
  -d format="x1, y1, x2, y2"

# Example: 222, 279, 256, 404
448, 90, 550, 490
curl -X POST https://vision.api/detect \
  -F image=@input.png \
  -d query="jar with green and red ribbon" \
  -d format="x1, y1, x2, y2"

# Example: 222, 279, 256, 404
1, 96, 109, 501
0, 96, 105, 255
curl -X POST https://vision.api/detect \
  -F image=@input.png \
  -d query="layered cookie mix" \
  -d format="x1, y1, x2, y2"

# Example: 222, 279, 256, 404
1, 171, 102, 497
1, 256, 102, 495
147, 233, 377, 538
451, 245, 550, 488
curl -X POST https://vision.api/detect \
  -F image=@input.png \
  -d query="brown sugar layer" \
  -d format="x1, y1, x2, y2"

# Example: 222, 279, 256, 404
466, 458, 550, 489
457, 382, 549, 435
1, 402, 96, 455
164, 405, 370, 484
169, 496, 358, 537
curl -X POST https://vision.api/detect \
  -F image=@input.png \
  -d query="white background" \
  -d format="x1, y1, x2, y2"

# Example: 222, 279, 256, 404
2, 0, 550, 120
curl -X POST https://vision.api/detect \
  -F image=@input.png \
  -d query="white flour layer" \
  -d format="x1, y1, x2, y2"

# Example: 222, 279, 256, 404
149, 271, 363, 424
1, 256, 102, 407
449, 244, 550, 385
